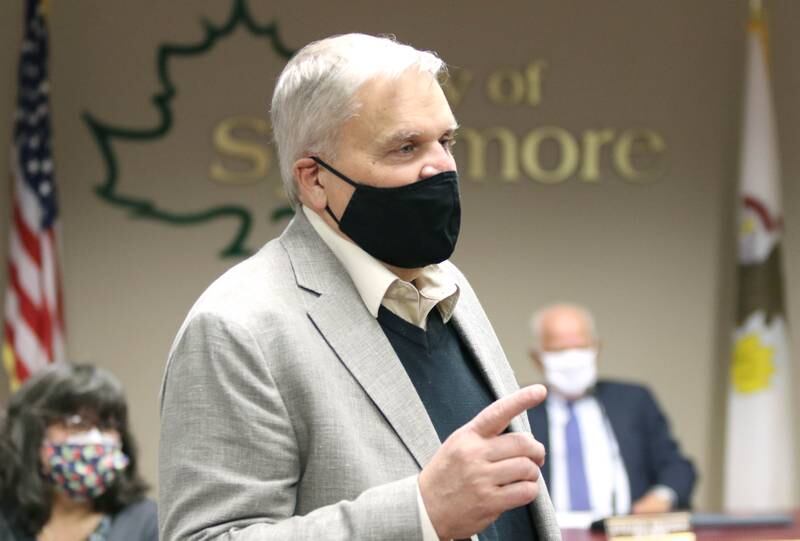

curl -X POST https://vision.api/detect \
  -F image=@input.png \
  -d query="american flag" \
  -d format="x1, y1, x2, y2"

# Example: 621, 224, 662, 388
2, 0, 66, 391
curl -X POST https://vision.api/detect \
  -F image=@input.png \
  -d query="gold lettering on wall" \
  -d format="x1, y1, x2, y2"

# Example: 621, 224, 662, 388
210, 116, 271, 184
486, 62, 547, 107
208, 60, 667, 186
520, 126, 579, 184
487, 68, 526, 106
613, 129, 666, 182
525, 61, 547, 107
459, 127, 519, 182
454, 126, 667, 184
580, 129, 615, 182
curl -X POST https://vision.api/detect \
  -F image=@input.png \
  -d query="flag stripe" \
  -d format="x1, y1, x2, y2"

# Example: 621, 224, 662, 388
7, 261, 52, 359
4, 299, 40, 379
9, 227, 41, 306
12, 314, 48, 373
12, 201, 41, 267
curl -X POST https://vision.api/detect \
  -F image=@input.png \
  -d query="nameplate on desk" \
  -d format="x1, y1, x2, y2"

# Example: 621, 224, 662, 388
606, 512, 694, 540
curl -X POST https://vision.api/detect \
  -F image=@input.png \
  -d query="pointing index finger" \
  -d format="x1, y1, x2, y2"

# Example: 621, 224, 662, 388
469, 384, 547, 438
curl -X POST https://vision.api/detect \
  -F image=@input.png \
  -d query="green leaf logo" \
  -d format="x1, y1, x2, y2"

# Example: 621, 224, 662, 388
84, 0, 294, 258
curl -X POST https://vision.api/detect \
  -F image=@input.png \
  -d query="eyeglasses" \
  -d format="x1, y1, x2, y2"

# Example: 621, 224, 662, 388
56, 413, 120, 433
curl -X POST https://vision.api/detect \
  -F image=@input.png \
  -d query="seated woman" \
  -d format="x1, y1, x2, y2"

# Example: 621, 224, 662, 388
0, 364, 157, 540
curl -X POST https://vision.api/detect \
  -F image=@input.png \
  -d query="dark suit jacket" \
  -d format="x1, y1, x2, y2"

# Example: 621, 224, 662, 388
528, 380, 696, 509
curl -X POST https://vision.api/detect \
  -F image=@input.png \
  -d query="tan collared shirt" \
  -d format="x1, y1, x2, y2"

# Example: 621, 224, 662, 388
303, 206, 459, 330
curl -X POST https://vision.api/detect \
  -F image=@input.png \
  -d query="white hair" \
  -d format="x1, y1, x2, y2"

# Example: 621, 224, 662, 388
270, 33, 447, 207
529, 302, 598, 351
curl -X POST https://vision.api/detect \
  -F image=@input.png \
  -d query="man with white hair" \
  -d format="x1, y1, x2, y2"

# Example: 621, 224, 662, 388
159, 34, 560, 540
527, 303, 696, 521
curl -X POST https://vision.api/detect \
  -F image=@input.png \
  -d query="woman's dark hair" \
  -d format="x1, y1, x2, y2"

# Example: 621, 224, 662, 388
0, 363, 149, 535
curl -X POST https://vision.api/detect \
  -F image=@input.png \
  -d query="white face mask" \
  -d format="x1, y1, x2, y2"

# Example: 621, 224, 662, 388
540, 347, 598, 399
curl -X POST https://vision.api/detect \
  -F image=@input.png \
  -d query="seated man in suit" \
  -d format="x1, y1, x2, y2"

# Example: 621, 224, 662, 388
527, 303, 696, 519
159, 34, 560, 540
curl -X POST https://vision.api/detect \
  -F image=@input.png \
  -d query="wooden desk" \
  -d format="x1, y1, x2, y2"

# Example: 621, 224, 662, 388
561, 510, 800, 541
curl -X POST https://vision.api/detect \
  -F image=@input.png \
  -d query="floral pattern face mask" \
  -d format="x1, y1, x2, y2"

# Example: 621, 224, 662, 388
42, 430, 129, 500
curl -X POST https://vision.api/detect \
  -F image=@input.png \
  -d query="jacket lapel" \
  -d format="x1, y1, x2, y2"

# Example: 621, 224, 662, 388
280, 212, 441, 469
595, 382, 635, 478
450, 291, 528, 434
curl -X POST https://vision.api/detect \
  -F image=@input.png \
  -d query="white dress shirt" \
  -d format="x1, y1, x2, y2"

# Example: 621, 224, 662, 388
546, 391, 631, 522
304, 206, 458, 540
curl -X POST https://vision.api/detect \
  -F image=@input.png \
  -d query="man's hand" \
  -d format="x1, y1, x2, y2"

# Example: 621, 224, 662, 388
418, 385, 547, 540
631, 491, 672, 514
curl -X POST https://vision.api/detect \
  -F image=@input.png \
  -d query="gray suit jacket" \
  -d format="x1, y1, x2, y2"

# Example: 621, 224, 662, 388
158, 212, 560, 540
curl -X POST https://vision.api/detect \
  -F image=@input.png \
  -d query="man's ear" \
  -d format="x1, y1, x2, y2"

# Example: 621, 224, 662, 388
294, 157, 326, 210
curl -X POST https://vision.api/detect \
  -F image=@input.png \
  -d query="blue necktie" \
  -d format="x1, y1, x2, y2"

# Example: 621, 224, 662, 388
566, 402, 591, 511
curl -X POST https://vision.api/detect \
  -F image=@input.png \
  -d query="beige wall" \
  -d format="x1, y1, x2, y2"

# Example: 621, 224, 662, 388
1, 0, 798, 512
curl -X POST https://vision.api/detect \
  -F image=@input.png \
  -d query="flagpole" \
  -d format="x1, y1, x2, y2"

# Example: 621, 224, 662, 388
749, 0, 763, 21
748, 0, 770, 71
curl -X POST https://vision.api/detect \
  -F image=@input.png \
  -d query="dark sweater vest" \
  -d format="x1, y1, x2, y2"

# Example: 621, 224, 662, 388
377, 306, 537, 541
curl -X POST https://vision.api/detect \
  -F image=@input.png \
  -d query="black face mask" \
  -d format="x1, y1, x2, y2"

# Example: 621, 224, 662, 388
312, 157, 461, 269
